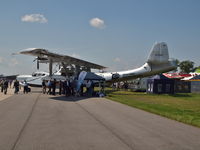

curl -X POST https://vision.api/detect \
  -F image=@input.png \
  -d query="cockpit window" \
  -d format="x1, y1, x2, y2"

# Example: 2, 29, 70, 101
32, 73, 44, 77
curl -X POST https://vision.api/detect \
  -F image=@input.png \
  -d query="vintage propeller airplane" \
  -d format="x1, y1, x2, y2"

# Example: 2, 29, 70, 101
14, 42, 177, 86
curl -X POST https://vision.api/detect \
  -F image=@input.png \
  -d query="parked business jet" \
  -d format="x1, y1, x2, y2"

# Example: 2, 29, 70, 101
15, 42, 177, 86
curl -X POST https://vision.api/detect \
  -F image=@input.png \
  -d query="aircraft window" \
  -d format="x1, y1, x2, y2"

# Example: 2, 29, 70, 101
32, 73, 44, 76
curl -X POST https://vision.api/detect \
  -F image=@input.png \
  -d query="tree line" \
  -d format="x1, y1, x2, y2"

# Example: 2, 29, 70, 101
175, 59, 200, 73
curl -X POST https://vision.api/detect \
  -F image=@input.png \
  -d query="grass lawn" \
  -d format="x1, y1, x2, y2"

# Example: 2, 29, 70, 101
105, 89, 200, 128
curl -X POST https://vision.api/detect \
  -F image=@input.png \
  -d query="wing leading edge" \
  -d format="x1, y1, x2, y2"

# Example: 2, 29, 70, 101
19, 48, 106, 70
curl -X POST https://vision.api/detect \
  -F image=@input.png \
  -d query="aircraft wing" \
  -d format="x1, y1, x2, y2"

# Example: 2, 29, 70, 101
19, 48, 106, 69
0, 75, 18, 80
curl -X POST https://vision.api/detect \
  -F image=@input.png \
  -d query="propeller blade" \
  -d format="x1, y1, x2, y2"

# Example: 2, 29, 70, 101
37, 60, 39, 70
33, 56, 38, 62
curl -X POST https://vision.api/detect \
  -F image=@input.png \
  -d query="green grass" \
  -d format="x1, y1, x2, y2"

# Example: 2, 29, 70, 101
105, 89, 200, 128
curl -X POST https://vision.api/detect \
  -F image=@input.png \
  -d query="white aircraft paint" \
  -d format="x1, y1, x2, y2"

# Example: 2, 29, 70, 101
97, 42, 177, 82
16, 42, 177, 86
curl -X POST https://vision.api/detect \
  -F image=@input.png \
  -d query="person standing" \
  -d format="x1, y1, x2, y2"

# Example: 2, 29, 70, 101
9, 80, 13, 88
52, 79, 56, 95
86, 80, 92, 97
63, 80, 67, 95
42, 80, 46, 94
23, 80, 28, 94
59, 80, 63, 95
66, 79, 71, 96
13, 80, 19, 94
47, 80, 52, 94
80, 84, 84, 96
0, 80, 4, 93
3, 80, 8, 95
71, 79, 76, 96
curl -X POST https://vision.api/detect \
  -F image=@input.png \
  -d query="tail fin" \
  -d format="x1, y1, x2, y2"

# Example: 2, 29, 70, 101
147, 42, 169, 64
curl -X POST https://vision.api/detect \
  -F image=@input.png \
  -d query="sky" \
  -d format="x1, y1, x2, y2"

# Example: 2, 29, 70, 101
0, 0, 200, 75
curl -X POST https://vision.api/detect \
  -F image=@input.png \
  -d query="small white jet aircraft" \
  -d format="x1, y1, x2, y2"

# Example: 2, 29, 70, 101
15, 42, 177, 86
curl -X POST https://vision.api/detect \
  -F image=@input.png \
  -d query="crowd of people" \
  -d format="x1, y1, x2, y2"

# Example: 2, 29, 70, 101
42, 79, 95, 97
42, 79, 75, 96
0, 79, 29, 95
0, 78, 104, 97
0, 79, 9, 95
112, 81, 129, 90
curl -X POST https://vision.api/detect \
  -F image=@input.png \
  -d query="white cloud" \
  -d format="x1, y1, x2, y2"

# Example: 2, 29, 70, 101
21, 14, 48, 23
0, 57, 4, 63
71, 53, 81, 59
113, 57, 121, 62
9, 58, 19, 67
90, 17, 105, 29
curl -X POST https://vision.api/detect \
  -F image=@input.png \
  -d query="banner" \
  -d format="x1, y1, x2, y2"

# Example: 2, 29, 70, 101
76, 71, 87, 91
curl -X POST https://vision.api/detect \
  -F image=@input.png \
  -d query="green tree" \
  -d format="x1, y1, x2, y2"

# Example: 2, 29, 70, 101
179, 60, 194, 73
192, 66, 200, 73
174, 59, 180, 72
175, 59, 180, 65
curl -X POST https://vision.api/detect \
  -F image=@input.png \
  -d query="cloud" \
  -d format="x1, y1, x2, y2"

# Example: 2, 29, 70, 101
89, 17, 105, 29
113, 57, 121, 63
71, 53, 81, 59
21, 14, 48, 23
0, 57, 4, 63
9, 58, 19, 67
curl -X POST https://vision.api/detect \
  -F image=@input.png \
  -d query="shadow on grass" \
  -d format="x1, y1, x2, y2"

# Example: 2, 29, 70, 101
169, 93, 192, 98
106, 89, 194, 98
105, 89, 146, 96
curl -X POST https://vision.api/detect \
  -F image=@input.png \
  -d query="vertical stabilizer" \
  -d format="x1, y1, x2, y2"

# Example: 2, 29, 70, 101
147, 42, 169, 64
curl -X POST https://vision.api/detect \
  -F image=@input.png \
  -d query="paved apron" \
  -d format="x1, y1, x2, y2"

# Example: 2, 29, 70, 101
0, 89, 199, 150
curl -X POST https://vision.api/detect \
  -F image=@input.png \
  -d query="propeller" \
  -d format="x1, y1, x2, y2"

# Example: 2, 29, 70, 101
37, 60, 39, 70
55, 63, 61, 70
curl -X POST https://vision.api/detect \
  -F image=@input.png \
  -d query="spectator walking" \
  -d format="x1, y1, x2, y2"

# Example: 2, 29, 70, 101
13, 80, 19, 94
3, 80, 8, 95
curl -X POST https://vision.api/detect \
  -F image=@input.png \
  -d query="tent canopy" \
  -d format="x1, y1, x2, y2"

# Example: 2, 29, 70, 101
190, 75, 200, 80
150, 74, 169, 80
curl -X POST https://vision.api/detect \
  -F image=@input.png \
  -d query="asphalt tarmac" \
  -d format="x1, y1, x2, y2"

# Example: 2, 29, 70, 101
0, 88, 200, 150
